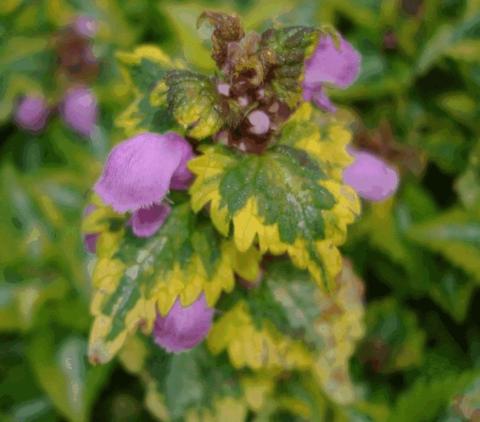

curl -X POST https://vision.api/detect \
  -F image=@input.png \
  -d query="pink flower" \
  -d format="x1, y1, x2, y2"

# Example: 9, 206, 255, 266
153, 294, 214, 353
343, 149, 399, 202
94, 132, 194, 213
303, 34, 361, 112
248, 110, 270, 135
73, 16, 98, 38
61, 86, 97, 137
14, 96, 50, 133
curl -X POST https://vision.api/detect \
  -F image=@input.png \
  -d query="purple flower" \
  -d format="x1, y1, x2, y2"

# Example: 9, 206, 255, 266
248, 110, 270, 135
61, 86, 97, 137
130, 203, 171, 238
303, 34, 361, 112
343, 149, 399, 202
94, 132, 194, 213
153, 294, 214, 353
73, 16, 98, 38
14, 96, 50, 133
83, 204, 99, 253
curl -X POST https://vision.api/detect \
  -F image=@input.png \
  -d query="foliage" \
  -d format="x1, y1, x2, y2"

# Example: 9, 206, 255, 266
1, 0, 480, 421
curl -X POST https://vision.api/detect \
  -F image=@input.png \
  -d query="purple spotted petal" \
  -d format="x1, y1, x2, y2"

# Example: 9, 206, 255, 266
304, 34, 361, 90
94, 132, 190, 213
130, 203, 171, 238
14, 96, 49, 133
343, 149, 399, 202
169, 133, 195, 190
153, 294, 214, 353
61, 86, 97, 137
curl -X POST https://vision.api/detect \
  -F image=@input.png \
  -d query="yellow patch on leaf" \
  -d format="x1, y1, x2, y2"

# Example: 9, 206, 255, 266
207, 301, 312, 371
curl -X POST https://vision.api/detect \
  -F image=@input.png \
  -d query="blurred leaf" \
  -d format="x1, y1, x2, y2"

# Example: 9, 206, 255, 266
27, 333, 112, 422
416, 13, 480, 75
359, 298, 425, 373
389, 371, 478, 422
407, 208, 480, 282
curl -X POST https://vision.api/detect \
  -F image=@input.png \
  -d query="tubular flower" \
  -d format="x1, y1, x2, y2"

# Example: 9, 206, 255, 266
343, 148, 399, 202
14, 96, 50, 133
61, 86, 98, 137
153, 294, 214, 353
303, 34, 361, 112
94, 132, 194, 213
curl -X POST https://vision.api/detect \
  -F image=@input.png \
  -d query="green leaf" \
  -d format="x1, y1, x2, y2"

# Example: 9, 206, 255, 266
27, 333, 112, 422
359, 298, 425, 374
189, 104, 360, 290
164, 69, 225, 139
416, 13, 480, 75
260, 26, 319, 107
263, 258, 365, 404
389, 371, 478, 422
407, 208, 480, 282
143, 344, 248, 421
116, 45, 176, 136
88, 203, 260, 364
456, 141, 480, 211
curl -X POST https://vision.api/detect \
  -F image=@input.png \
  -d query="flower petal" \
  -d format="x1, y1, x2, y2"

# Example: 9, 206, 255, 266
61, 86, 98, 137
304, 34, 361, 90
94, 132, 190, 213
130, 203, 171, 238
343, 149, 399, 202
14, 96, 49, 133
153, 294, 214, 353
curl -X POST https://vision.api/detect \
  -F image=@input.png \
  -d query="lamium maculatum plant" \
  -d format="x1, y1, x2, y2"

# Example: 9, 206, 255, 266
82, 11, 398, 420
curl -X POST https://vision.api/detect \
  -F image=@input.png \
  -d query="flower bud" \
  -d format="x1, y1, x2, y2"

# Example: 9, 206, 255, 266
153, 294, 214, 353
247, 110, 270, 135
343, 149, 399, 202
14, 96, 49, 133
73, 16, 98, 38
94, 132, 194, 213
303, 34, 361, 112
61, 86, 98, 137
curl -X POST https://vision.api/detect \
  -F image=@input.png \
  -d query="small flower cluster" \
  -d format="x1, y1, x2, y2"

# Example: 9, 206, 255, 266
87, 12, 400, 354
14, 16, 98, 137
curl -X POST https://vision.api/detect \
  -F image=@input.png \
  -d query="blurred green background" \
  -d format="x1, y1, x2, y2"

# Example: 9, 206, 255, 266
1, 0, 479, 420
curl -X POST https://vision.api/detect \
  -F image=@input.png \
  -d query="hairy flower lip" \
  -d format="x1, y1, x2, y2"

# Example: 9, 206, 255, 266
94, 132, 194, 214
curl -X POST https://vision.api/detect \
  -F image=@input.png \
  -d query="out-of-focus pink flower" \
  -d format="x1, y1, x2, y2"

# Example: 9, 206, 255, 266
303, 34, 361, 112
94, 132, 194, 213
153, 294, 214, 353
73, 16, 98, 38
130, 203, 171, 238
61, 86, 97, 137
14, 96, 50, 133
343, 148, 399, 202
